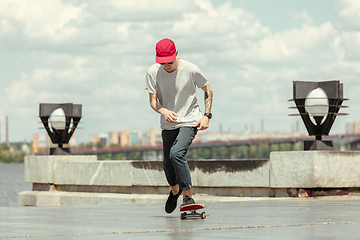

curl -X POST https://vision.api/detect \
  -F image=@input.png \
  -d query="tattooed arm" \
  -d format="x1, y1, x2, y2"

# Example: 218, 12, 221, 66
203, 84, 213, 114
194, 84, 213, 131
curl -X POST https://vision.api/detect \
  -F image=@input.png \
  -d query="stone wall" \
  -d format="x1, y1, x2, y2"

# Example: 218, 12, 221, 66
19, 151, 360, 206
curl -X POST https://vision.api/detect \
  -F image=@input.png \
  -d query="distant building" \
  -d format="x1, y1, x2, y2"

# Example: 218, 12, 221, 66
109, 131, 131, 147
130, 130, 141, 146
93, 130, 143, 147
141, 128, 161, 146
346, 122, 360, 134
32, 133, 76, 152
91, 127, 308, 148
93, 133, 109, 146
32, 133, 50, 152
196, 130, 307, 143
69, 134, 77, 146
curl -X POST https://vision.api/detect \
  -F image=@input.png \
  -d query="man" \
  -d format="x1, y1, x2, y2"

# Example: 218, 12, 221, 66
145, 38, 213, 213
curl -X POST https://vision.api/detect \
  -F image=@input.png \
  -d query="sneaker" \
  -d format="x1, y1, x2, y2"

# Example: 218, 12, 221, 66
165, 190, 182, 213
180, 195, 195, 208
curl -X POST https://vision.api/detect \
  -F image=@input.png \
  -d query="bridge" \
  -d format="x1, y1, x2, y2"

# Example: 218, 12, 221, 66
35, 133, 360, 160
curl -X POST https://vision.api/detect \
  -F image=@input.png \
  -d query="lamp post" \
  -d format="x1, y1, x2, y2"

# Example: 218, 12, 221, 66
289, 81, 348, 150
39, 103, 82, 155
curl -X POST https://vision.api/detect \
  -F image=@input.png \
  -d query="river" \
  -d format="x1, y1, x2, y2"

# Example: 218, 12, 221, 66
0, 163, 32, 207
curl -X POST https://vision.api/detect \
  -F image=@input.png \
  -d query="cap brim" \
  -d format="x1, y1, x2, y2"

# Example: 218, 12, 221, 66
156, 53, 176, 64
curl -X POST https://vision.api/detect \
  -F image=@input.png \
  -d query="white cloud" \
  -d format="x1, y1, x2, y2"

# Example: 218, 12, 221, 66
335, 0, 360, 31
1, 0, 360, 142
335, 31, 360, 61
173, 1, 268, 41
332, 0, 360, 61
290, 11, 314, 25
84, 0, 197, 22
220, 22, 335, 63
0, 0, 82, 42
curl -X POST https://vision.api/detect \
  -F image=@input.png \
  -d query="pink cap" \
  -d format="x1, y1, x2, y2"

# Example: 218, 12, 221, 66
155, 38, 177, 63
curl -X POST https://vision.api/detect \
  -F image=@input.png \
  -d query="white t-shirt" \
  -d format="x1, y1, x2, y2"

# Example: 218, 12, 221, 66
145, 59, 209, 130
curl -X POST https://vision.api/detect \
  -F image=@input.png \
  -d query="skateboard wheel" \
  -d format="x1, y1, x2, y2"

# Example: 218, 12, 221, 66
201, 212, 206, 219
181, 212, 187, 220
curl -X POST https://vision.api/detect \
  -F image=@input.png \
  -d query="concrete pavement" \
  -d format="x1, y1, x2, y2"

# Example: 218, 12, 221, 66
1, 196, 360, 239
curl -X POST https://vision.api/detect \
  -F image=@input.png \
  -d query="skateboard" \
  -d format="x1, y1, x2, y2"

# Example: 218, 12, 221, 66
180, 204, 206, 219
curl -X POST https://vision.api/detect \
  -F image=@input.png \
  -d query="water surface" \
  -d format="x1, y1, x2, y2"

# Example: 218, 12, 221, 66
0, 163, 32, 207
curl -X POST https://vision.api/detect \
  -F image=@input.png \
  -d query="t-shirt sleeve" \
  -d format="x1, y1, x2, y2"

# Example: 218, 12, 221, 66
193, 66, 209, 88
145, 71, 157, 94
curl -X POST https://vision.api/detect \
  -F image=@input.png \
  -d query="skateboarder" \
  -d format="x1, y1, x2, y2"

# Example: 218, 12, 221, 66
145, 38, 213, 213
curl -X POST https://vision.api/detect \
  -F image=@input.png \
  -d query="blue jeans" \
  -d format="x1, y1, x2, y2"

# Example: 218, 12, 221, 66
162, 127, 197, 191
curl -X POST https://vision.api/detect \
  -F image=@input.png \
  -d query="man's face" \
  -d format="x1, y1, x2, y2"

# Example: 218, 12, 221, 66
159, 50, 178, 73
161, 61, 176, 73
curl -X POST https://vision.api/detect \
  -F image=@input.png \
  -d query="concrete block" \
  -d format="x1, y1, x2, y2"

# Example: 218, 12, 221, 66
190, 160, 270, 187
270, 152, 314, 188
53, 161, 132, 186
127, 194, 167, 204
274, 188, 290, 197
26, 158, 272, 189
25, 156, 54, 183
18, 191, 37, 206
130, 159, 271, 187
312, 152, 360, 187
270, 151, 360, 188
97, 193, 135, 205
25, 155, 97, 184
97, 193, 167, 205
131, 161, 168, 186
36, 191, 65, 206
61, 192, 99, 205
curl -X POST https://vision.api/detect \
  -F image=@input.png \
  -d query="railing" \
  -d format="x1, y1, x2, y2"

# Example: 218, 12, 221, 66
34, 133, 360, 160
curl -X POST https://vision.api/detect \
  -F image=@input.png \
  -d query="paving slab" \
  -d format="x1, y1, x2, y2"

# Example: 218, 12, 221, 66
1, 196, 360, 239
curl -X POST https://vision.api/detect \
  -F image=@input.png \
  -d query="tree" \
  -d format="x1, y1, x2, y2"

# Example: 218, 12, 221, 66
0, 144, 26, 163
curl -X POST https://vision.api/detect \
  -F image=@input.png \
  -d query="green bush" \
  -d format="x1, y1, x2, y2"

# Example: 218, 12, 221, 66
0, 144, 26, 163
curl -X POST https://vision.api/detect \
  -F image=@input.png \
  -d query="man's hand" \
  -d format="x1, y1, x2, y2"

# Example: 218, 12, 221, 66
149, 93, 178, 123
161, 109, 178, 123
194, 116, 210, 131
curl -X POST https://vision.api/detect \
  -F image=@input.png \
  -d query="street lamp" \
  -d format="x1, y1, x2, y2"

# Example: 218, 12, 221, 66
39, 103, 82, 155
289, 81, 348, 150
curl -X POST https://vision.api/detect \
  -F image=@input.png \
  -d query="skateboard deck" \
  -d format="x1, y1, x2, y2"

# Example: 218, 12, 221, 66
180, 204, 206, 219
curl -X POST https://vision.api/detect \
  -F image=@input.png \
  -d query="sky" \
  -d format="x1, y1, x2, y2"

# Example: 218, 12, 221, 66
1, 0, 360, 144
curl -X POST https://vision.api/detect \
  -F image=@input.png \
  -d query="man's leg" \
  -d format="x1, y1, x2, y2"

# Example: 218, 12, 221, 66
169, 127, 197, 199
171, 185, 180, 195
183, 189, 192, 198
162, 129, 182, 213
162, 129, 179, 188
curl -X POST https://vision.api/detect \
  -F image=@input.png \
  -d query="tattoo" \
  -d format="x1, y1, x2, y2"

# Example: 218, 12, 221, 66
204, 89, 213, 113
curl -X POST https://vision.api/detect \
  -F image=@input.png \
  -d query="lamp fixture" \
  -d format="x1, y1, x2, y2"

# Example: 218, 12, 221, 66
39, 103, 82, 155
289, 80, 348, 150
